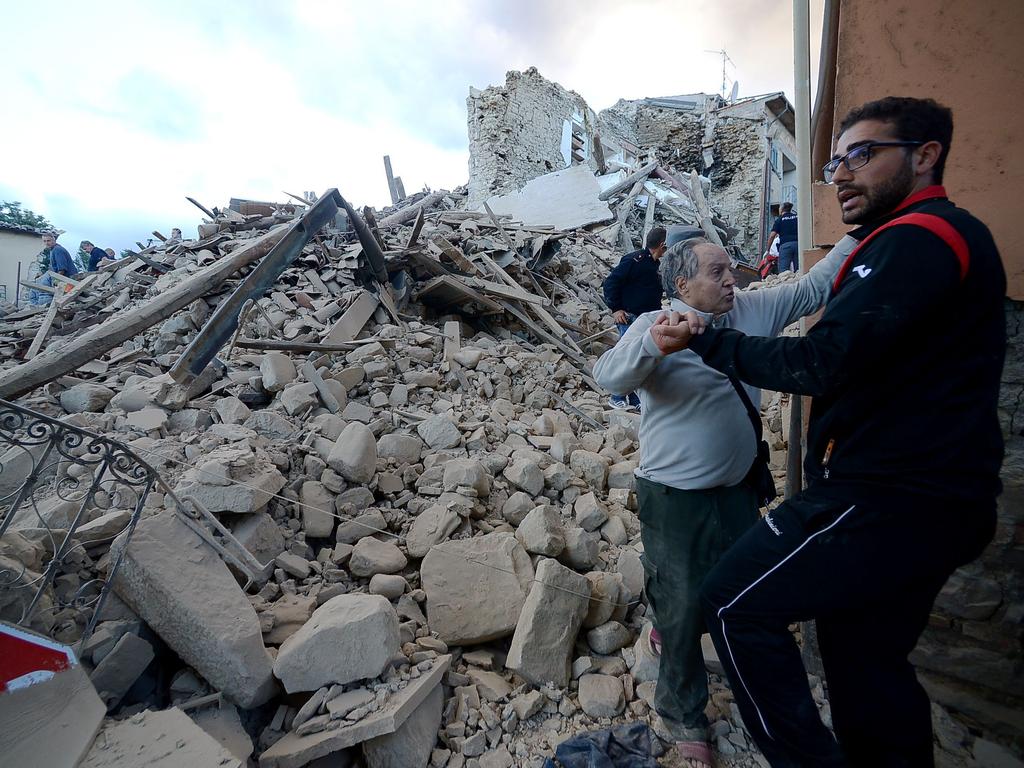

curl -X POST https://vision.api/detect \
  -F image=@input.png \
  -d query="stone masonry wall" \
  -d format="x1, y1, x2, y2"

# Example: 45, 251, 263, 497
467, 68, 597, 209
707, 118, 766, 256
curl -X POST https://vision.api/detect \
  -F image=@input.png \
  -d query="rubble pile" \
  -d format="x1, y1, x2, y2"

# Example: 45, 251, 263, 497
0, 189, 990, 768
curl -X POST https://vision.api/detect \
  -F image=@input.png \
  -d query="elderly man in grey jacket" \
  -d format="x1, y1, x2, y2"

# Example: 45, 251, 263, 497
593, 234, 856, 765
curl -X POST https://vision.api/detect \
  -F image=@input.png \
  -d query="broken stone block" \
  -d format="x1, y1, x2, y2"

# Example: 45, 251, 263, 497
616, 548, 645, 602
578, 673, 625, 718
300, 481, 336, 538
109, 374, 186, 413
502, 459, 543, 496
501, 493, 534, 526
369, 574, 408, 599
416, 414, 462, 450
273, 594, 400, 693
574, 492, 608, 532
276, 551, 312, 579
407, 504, 461, 559
600, 515, 628, 546
543, 461, 574, 491
559, 527, 601, 570
60, 383, 115, 414
550, 433, 581, 464
74, 509, 132, 547
174, 445, 286, 514
168, 408, 213, 433
263, 594, 317, 645
261, 352, 297, 393
583, 571, 626, 628
80, 707, 242, 768
607, 461, 637, 491
232, 512, 286, 565
328, 687, 375, 719
442, 459, 490, 496
465, 669, 512, 702
127, 407, 168, 432
89, 632, 154, 708
506, 558, 589, 688
281, 382, 319, 416
569, 450, 611, 490
215, 396, 251, 425
329, 422, 378, 484
587, 621, 632, 655
190, 703, 254, 763
421, 532, 533, 645
245, 411, 299, 440
336, 509, 388, 544
110, 511, 276, 708
349, 537, 408, 578
362, 682, 443, 768
514, 506, 565, 556
377, 433, 424, 464
342, 401, 374, 423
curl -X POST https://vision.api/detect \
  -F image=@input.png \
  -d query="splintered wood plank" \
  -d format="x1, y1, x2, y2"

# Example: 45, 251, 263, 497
24, 300, 59, 360
406, 206, 426, 249
429, 236, 480, 275
323, 291, 379, 343
482, 201, 515, 250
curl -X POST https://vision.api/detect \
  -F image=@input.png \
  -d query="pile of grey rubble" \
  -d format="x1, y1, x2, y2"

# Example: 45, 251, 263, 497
0, 192, 1005, 768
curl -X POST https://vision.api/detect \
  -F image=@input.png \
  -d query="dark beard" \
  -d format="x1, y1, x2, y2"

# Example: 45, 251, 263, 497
841, 159, 915, 225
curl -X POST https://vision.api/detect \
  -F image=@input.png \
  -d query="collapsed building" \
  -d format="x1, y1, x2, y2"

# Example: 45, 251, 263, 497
468, 67, 798, 257
0, 59, 1020, 768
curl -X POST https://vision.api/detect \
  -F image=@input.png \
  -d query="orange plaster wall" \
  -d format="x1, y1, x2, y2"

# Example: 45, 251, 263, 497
831, 0, 1024, 297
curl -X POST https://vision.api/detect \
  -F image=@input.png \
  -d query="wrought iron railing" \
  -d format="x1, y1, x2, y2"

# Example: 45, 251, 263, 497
0, 398, 271, 647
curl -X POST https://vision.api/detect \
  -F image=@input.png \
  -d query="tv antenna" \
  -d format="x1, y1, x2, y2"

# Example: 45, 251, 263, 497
704, 48, 736, 100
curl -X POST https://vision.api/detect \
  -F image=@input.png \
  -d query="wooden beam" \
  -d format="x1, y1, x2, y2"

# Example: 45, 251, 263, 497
185, 196, 217, 220
383, 155, 400, 205
378, 192, 444, 228
482, 201, 515, 250
406, 206, 426, 249
598, 161, 658, 201
642, 187, 658, 243
323, 291, 379, 343
689, 170, 724, 246
234, 337, 390, 353
0, 226, 289, 400
24, 300, 59, 360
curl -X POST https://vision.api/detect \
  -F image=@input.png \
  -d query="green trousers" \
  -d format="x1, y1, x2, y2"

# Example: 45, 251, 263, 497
636, 475, 760, 737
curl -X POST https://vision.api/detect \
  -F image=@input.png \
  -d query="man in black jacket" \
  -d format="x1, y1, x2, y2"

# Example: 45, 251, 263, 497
649, 97, 1005, 766
603, 226, 667, 409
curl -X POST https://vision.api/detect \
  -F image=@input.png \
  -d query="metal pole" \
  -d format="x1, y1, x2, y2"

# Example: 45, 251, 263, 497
786, 0, 814, 499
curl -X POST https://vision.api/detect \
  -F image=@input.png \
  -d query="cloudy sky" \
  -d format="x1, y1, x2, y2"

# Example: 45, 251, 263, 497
1, 0, 823, 253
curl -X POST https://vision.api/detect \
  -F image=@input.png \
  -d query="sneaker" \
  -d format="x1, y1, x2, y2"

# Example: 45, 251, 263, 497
608, 396, 630, 410
627, 393, 641, 411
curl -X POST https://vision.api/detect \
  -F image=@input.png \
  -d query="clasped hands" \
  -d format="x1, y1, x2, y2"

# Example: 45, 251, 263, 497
649, 310, 705, 355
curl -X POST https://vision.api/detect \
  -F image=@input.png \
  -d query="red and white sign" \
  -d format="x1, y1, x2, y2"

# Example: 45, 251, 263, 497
0, 623, 78, 693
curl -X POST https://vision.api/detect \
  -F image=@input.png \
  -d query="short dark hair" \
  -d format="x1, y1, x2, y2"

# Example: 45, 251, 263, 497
646, 226, 667, 251
80, 240, 93, 248
838, 96, 953, 183
780, 202, 793, 213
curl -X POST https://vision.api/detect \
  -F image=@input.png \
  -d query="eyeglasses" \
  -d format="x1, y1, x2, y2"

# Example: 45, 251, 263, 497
822, 141, 924, 183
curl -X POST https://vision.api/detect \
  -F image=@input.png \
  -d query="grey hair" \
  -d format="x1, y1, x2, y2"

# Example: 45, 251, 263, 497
659, 237, 708, 298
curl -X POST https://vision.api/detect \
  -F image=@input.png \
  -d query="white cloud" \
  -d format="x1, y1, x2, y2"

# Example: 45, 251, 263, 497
0, 0, 821, 253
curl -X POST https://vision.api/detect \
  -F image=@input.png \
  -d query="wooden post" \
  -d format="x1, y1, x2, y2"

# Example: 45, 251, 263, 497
689, 170, 724, 246
383, 155, 400, 205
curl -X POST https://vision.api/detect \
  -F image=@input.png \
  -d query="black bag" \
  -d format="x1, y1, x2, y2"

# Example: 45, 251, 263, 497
728, 375, 778, 507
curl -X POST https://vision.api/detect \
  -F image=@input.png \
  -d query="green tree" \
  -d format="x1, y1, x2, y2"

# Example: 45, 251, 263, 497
0, 201, 53, 231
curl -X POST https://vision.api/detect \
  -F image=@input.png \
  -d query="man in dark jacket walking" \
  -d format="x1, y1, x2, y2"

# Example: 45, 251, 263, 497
648, 96, 1005, 767
603, 227, 667, 409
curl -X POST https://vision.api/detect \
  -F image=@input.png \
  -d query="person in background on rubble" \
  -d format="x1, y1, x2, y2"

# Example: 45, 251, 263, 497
104, 247, 116, 259
602, 226, 668, 410
652, 96, 1004, 767
765, 202, 799, 272
166, 227, 183, 244
592, 229, 857, 767
80, 240, 110, 271
28, 232, 78, 305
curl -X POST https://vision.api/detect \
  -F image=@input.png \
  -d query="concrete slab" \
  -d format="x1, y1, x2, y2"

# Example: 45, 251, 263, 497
259, 655, 451, 768
482, 164, 613, 230
80, 707, 242, 768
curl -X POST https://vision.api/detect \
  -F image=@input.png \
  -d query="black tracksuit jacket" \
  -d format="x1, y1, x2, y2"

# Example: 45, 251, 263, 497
603, 247, 663, 317
689, 186, 1006, 503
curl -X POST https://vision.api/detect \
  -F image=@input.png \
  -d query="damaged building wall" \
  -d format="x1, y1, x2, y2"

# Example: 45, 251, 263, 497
466, 69, 796, 257
467, 67, 599, 209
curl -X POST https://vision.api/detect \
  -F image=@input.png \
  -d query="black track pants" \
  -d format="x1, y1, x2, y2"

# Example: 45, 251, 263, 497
699, 487, 995, 768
